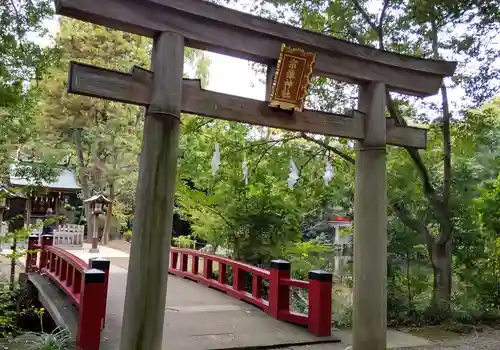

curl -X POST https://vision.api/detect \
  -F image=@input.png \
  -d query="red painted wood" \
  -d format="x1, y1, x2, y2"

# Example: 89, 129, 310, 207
232, 265, 245, 291
181, 253, 188, 272
203, 258, 213, 279
171, 251, 179, 269
39, 235, 53, 269
67, 265, 74, 289
192, 256, 199, 275
61, 260, 68, 282
89, 258, 111, 330
168, 247, 332, 337
269, 263, 290, 319
25, 235, 39, 273
280, 278, 309, 288
218, 262, 227, 285
33, 245, 109, 350
308, 274, 333, 337
73, 270, 82, 295
252, 275, 262, 299
77, 269, 106, 350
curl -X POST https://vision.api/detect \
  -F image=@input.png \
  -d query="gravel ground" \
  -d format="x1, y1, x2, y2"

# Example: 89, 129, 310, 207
273, 328, 500, 350
414, 328, 500, 349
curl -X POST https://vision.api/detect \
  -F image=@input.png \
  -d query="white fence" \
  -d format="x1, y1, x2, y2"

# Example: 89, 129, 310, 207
53, 224, 84, 249
0, 223, 84, 251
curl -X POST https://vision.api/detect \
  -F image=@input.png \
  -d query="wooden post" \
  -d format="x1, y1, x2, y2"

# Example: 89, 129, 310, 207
307, 270, 333, 337
40, 235, 54, 270
352, 82, 387, 350
268, 260, 290, 319
77, 269, 106, 350
25, 235, 39, 273
119, 31, 184, 350
89, 257, 111, 329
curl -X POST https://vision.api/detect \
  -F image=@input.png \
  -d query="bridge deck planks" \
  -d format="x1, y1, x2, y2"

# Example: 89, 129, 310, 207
99, 263, 340, 350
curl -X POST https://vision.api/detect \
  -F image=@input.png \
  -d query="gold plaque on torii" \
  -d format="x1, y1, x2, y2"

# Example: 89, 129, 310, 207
268, 44, 316, 112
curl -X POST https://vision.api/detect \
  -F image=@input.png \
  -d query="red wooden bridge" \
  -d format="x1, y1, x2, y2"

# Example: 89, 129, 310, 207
24, 234, 339, 350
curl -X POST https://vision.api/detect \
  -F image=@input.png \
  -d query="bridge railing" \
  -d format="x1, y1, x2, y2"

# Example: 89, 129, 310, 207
25, 234, 110, 350
169, 247, 333, 337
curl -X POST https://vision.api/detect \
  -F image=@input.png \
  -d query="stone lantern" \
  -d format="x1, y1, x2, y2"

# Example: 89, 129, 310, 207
84, 193, 112, 253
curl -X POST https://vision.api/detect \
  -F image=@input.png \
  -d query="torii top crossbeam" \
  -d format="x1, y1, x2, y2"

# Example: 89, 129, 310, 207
55, 0, 456, 97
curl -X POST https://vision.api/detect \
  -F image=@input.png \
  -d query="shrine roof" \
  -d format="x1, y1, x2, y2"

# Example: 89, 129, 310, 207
9, 164, 81, 191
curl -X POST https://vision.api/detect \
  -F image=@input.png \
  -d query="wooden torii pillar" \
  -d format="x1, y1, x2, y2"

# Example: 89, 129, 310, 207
54, 0, 456, 349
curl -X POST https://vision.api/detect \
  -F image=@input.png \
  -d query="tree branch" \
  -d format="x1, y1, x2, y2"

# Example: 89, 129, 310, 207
300, 133, 355, 164
351, 0, 378, 32
233, 136, 300, 153
299, 149, 325, 176
379, 0, 391, 27
392, 202, 435, 245
377, 0, 391, 49
250, 138, 297, 173
431, 17, 453, 244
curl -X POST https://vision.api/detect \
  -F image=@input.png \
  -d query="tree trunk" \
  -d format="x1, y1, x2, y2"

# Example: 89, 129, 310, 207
74, 128, 93, 243
103, 182, 114, 244
428, 239, 452, 316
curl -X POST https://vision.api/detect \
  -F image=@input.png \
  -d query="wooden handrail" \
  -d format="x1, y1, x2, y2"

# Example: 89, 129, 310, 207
26, 235, 110, 350
45, 245, 87, 272
169, 247, 333, 337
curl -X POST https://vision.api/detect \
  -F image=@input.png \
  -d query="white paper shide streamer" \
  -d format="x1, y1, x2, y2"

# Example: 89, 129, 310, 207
242, 152, 248, 185
288, 158, 299, 189
211, 143, 221, 175
324, 158, 334, 185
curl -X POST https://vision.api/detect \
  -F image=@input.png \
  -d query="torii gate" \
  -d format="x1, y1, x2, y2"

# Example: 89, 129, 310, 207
54, 0, 456, 349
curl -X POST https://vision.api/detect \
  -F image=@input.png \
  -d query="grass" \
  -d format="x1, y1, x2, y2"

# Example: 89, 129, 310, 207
9, 326, 75, 350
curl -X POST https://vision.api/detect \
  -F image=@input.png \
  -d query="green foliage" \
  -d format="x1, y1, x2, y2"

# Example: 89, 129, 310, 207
33, 17, 211, 233
123, 230, 132, 242
0, 0, 57, 107
177, 117, 352, 264
0, 0, 60, 181
0, 281, 18, 336
282, 241, 331, 279
172, 236, 196, 249
11, 326, 75, 350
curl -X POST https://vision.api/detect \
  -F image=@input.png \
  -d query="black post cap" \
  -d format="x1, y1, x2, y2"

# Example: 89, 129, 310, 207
308, 270, 333, 282
270, 260, 291, 270
83, 268, 105, 284
41, 234, 54, 239
28, 234, 39, 240
89, 257, 110, 271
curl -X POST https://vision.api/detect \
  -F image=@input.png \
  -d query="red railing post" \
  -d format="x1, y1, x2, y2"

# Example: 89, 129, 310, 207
218, 262, 227, 284
89, 257, 110, 329
39, 235, 53, 270
252, 275, 262, 299
268, 260, 290, 319
193, 256, 199, 275
180, 253, 188, 272
233, 265, 245, 291
77, 268, 106, 350
25, 234, 39, 273
308, 270, 333, 337
171, 250, 178, 270
203, 258, 213, 279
